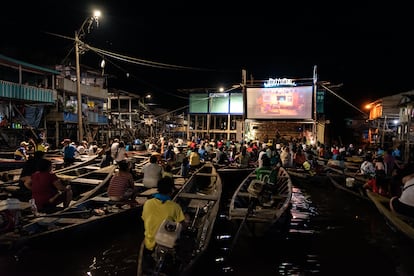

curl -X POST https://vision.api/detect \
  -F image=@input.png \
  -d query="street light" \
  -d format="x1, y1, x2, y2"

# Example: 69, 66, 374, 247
75, 10, 101, 142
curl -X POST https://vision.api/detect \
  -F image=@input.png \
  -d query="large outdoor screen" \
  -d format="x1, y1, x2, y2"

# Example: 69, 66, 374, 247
246, 86, 313, 119
189, 94, 209, 113
189, 91, 244, 114
209, 93, 229, 114
229, 93, 243, 114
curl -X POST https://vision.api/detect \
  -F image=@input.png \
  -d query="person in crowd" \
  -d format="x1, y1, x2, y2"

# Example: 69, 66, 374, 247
31, 158, 72, 213
141, 177, 187, 254
113, 140, 128, 164
234, 145, 250, 168
164, 144, 176, 166
141, 155, 163, 188
17, 151, 46, 201
359, 155, 376, 177
61, 138, 79, 167
162, 164, 174, 178
99, 144, 113, 168
110, 138, 120, 161
215, 146, 229, 165
77, 140, 88, 155
390, 168, 414, 218
255, 155, 273, 181
181, 157, 190, 178
280, 146, 292, 168
14, 141, 30, 160
257, 145, 268, 168
29, 137, 48, 152
189, 147, 201, 169
293, 147, 307, 168
107, 160, 135, 202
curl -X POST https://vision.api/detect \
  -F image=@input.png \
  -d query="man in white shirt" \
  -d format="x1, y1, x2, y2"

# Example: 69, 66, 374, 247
110, 138, 120, 160
390, 170, 414, 218
141, 155, 163, 188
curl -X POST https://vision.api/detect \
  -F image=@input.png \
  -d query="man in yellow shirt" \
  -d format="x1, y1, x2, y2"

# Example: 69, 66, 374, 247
141, 177, 186, 252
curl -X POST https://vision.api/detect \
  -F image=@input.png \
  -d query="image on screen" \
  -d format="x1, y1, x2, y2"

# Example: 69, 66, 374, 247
246, 86, 313, 119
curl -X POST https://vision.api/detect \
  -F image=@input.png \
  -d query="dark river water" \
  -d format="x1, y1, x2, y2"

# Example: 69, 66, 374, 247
1, 173, 414, 276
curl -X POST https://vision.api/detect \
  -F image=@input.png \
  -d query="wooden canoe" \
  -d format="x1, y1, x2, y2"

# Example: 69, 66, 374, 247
137, 162, 222, 276
228, 166, 292, 233
366, 189, 414, 242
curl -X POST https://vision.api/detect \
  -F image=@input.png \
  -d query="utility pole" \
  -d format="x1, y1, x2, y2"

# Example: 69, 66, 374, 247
75, 30, 83, 142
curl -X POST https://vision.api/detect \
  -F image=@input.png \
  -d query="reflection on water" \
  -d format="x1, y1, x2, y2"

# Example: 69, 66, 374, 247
2, 176, 414, 275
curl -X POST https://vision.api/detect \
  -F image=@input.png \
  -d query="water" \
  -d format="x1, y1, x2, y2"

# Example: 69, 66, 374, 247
1, 175, 414, 275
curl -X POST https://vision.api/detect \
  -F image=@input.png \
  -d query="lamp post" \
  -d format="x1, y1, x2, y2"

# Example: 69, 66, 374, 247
75, 10, 101, 142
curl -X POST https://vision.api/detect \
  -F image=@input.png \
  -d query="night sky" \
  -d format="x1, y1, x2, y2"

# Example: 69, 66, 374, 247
1, 2, 413, 112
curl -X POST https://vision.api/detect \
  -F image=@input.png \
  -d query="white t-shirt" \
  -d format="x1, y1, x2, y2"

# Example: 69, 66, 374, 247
400, 177, 414, 207
141, 163, 163, 188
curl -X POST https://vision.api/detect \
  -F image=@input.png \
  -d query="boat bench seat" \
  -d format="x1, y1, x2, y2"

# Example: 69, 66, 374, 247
70, 178, 102, 185
178, 192, 218, 201
195, 173, 216, 177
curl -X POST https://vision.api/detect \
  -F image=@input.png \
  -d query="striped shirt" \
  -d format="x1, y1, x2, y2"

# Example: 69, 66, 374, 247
107, 173, 134, 200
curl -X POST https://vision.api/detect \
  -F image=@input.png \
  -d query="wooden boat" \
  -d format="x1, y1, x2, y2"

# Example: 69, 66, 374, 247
0, 189, 138, 250
0, 154, 100, 187
228, 166, 292, 236
0, 164, 117, 249
137, 161, 222, 276
327, 172, 369, 200
0, 158, 26, 172
366, 189, 414, 242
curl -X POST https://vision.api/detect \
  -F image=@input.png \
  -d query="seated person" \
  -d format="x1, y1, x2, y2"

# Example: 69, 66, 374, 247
141, 155, 163, 188
255, 155, 273, 181
181, 157, 190, 178
390, 169, 414, 218
141, 177, 187, 253
17, 151, 45, 201
107, 160, 135, 201
162, 164, 174, 179
31, 158, 72, 213
14, 141, 29, 161
359, 156, 376, 177
189, 147, 201, 169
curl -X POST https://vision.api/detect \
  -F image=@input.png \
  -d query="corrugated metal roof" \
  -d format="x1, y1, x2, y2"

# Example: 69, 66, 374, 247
0, 54, 61, 75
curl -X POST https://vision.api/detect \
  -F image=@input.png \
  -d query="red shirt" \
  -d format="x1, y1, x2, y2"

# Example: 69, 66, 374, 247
31, 171, 59, 210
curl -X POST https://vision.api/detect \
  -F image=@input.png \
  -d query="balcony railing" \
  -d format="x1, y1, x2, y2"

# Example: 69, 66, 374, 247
0, 80, 56, 103
56, 77, 108, 99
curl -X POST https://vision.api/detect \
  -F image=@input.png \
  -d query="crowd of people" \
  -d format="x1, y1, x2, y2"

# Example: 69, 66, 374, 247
4, 132, 414, 258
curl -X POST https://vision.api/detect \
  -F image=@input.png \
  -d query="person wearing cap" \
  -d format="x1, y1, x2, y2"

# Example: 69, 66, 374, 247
61, 138, 78, 167
14, 141, 29, 160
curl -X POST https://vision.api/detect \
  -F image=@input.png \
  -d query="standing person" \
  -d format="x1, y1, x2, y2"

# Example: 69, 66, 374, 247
141, 177, 187, 254
31, 158, 72, 213
17, 151, 45, 201
113, 140, 128, 164
14, 141, 30, 160
110, 138, 120, 161
141, 155, 163, 188
61, 138, 78, 167
107, 160, 135, 201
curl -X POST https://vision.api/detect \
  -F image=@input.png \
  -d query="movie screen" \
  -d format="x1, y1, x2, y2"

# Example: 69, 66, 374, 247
246, 86, 313, 119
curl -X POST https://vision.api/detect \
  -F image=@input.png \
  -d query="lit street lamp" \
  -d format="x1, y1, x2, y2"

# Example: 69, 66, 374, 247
75, 10, 101, 142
